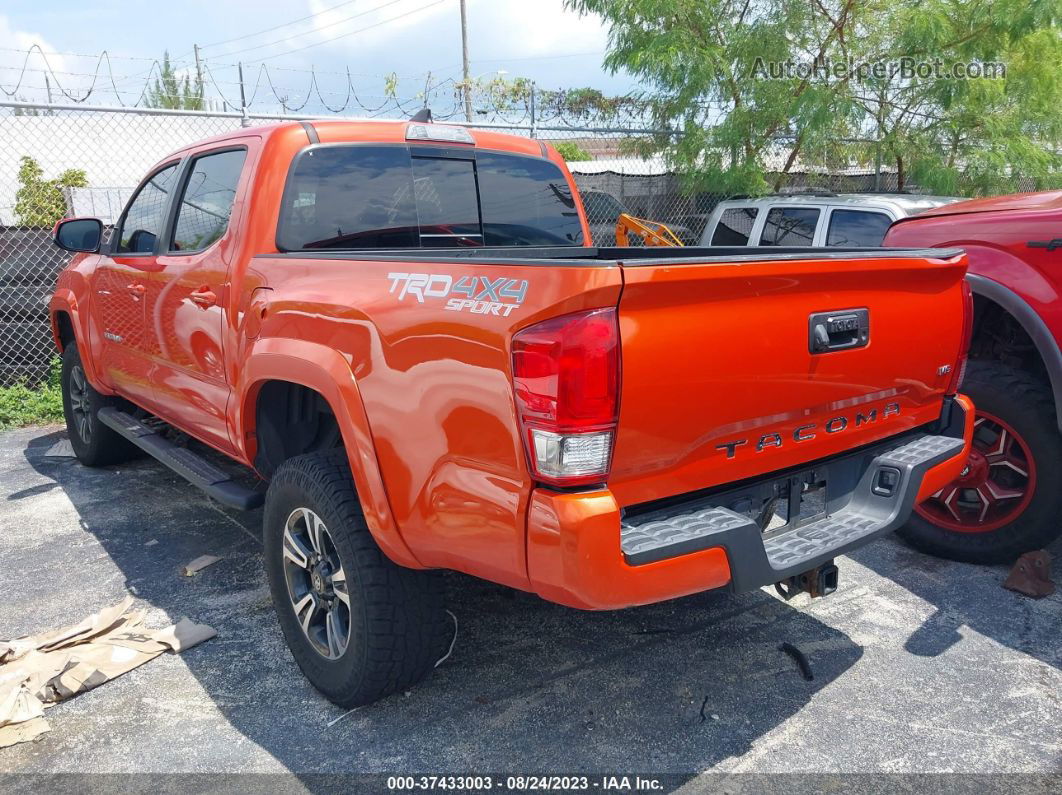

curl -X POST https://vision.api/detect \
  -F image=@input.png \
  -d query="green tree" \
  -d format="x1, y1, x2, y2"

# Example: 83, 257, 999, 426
553, 141, 593, 161
145, 51, 204, 110
567, 0, 1062, 195
14, 156, 87, 228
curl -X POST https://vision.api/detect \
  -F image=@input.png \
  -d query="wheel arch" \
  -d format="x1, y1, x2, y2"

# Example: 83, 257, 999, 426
49, 289, 110, 391
238, 338, 421, 569
966, 273, 1062, 432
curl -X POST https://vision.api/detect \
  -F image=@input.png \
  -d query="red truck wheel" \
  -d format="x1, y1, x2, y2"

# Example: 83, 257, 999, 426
263, 448, 451, 707
900, 360, 1062, 563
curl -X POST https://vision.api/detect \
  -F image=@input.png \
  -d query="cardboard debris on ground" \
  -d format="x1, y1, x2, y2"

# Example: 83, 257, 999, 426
181, 554, 221, 577
0, 598, 216, 748
42, 439, 75, 459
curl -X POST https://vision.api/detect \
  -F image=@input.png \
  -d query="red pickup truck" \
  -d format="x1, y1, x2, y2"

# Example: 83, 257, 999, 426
887, 191, 1062, 562
50, 119, 973, 706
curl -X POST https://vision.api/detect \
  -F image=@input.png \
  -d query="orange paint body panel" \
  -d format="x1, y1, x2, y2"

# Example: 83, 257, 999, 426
51, 119, 975, 611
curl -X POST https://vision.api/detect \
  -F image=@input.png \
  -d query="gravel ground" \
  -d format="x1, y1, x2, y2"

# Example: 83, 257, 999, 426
0, 425, 1059, 786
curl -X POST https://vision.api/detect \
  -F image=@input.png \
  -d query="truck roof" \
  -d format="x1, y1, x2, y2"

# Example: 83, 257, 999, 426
166, 119, 548, 161
716, 192, 960, 214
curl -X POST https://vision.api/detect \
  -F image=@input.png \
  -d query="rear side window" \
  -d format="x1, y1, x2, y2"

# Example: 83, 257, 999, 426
277, 145, 583, 250
171, 149, 247, 252
117, 163, 179, 254
826, 209, 892, 247
760, 207, 819, 246
711, 207, 758, 245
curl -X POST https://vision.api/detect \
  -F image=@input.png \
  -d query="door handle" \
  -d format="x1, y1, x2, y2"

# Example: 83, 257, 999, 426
190, 286, 217, 308
126, 282, 146, 298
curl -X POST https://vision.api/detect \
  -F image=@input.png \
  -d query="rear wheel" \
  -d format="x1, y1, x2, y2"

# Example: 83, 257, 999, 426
263, 449, 450, 707
60, 343, 140, 467
900, 360, 1062, 563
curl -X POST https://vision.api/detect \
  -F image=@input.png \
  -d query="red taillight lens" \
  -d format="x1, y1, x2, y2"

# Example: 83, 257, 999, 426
512, 308, 619, 486
947, 279, 974, 395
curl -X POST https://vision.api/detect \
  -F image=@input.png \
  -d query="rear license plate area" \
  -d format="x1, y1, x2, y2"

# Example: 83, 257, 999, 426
724, 469, 828, 535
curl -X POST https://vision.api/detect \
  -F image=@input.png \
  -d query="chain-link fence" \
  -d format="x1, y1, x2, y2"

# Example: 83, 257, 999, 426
0, 98, 1038, 385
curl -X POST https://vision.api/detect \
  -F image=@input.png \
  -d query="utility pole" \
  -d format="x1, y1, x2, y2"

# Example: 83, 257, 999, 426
460, 0, 472, 121
193, 44, 204, 109
237, 62, 249, 127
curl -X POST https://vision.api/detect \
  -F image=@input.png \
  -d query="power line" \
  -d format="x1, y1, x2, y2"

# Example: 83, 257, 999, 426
245, 0, 450, 64
208, 0, 410, 60
197, 0, 362, 50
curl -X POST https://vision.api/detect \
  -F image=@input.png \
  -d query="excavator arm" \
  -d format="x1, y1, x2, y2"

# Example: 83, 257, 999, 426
614, 212, 685, 247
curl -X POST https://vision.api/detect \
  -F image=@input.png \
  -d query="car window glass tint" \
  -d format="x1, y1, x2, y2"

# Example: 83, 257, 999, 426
171, 149, 247, 252
410, 156, 482, 247
476, 152, 583, 246
711, 207, 758, 245
278, 146, 419, 249
826, 209, 892, 246
760, 207, 819, 246
117, 164, 179, 254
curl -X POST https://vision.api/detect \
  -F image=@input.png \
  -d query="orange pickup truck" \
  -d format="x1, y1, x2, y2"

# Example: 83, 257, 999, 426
50, 118, 974, 706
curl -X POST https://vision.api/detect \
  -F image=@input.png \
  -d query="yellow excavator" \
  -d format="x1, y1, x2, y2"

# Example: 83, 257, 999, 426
613, 212, 686, 247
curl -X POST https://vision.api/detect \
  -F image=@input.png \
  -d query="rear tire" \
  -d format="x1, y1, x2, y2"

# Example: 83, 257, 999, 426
899, 360, 1062, 563
263, 449, 450, 707
60, 342, 140, 467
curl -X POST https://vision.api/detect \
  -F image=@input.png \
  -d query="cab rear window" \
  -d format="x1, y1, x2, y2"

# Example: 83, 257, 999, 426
277, 145, 583, 250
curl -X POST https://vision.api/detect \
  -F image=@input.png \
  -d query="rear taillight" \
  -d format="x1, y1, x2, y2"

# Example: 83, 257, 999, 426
947, 279, 974, 395
511, 307, 619, 487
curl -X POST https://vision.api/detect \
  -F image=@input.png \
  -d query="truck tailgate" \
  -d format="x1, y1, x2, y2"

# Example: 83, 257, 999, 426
609, 250, 968, 507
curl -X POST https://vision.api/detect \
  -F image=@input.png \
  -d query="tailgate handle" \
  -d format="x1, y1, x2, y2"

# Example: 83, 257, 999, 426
809, 309, 869, 353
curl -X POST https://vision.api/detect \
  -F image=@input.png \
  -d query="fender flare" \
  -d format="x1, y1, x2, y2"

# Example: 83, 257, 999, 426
238, 337, 422, 569
967, 273, 1062, 431
48, 289, 109, 391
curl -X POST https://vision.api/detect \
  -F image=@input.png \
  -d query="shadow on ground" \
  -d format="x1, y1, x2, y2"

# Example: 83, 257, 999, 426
0, 426, 869, 776
849, 531, 1062, 671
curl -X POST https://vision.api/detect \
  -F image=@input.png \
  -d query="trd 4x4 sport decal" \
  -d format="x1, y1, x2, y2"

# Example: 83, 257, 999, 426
387, 272, 528, 316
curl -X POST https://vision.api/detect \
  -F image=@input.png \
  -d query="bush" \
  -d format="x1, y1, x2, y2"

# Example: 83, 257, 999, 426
14, 156, 87, 228
0, 357, 64, 429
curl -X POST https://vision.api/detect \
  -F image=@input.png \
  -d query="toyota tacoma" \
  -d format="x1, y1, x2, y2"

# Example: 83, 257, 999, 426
50, 118, 974, 706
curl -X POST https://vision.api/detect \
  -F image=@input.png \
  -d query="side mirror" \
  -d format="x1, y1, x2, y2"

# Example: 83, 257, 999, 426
54, 218, 103, 253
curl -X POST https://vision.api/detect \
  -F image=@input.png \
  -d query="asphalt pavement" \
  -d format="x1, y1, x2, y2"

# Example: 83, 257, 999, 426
0, 425, 1059, 785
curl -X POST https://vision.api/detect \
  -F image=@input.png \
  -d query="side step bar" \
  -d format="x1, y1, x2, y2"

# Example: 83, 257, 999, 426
97, 407, 264, 511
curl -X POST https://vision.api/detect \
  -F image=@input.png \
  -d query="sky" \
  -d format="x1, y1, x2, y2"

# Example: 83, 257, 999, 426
0, 0, 641, 117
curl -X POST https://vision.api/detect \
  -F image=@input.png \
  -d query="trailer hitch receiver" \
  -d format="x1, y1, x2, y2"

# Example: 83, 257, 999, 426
774, 560, 839, 600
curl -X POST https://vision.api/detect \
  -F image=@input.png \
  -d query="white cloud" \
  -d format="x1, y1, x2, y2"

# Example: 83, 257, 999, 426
0, 14, 70, 104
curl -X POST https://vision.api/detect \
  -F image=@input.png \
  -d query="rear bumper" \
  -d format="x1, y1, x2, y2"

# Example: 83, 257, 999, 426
526, 394, 974, 609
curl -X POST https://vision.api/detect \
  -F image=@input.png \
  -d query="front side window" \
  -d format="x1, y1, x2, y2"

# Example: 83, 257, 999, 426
277, 145, 583, 250
711, 207, 758, 245
171, 149, 247, 252
117, 163, 179, 254
759, 207, 820, 246
826, 209, 892, 247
